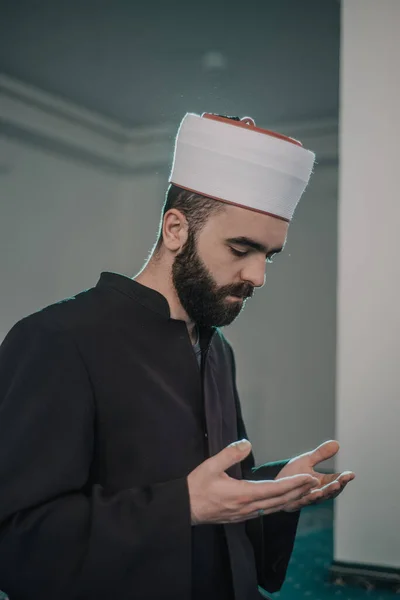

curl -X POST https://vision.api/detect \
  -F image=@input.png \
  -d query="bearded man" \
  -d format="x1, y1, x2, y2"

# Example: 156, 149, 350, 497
0, 113, 354, 600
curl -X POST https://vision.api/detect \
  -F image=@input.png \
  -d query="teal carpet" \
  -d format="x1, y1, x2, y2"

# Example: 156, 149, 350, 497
0, 501, 397, 599
269, 500, 398, 599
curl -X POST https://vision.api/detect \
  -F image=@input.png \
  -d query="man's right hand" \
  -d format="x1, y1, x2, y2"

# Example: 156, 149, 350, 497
187, 439, 319, 525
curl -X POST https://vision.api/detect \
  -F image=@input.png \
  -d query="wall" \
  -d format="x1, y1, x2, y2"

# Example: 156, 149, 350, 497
0, 74, 168, 339
334, 0, 400, 569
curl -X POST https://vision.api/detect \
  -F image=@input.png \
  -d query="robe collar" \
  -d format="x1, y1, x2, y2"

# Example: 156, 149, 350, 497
96, 272, 216, 352
96, 271, 171, 319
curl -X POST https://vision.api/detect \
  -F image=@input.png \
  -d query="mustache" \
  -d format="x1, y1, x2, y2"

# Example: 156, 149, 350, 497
219, 284, 254, 299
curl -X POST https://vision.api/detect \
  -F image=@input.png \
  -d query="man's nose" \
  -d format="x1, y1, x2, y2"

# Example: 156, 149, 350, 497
240, 259, 266, 289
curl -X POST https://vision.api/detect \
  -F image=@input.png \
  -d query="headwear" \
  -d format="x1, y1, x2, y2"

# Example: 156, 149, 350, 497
169, 113, 315, 222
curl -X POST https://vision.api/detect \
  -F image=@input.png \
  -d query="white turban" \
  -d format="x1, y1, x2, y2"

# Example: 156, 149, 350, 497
169, 113, 315, 222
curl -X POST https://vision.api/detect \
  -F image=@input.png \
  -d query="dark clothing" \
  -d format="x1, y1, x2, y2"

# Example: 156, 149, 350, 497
0, 272, 300, 600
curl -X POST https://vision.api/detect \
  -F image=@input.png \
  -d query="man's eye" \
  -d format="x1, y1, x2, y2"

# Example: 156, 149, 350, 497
230, 248, 248, 257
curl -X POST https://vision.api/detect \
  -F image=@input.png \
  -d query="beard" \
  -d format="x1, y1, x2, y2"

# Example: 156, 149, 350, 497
171, 230, 254, 328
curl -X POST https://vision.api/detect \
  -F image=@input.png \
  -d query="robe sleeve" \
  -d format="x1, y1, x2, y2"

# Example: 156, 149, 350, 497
0, 317, 192, 600
228, 345, 300, 594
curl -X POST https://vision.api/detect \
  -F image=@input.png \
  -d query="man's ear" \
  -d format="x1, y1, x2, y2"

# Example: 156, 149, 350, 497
162, 209, 188, 252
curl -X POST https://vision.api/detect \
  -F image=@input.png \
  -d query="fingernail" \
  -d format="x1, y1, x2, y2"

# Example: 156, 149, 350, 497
230, 439, 251, 451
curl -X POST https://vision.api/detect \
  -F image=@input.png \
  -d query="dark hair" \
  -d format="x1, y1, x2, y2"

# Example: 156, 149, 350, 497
154, 115, 242, 253
154, 184, 225, 252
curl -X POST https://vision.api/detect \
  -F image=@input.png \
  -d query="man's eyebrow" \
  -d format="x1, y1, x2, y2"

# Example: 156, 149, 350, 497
226, 236, 284, 255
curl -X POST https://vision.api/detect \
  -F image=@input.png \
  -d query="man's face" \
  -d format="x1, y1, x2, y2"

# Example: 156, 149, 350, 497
172, 203, 289, 327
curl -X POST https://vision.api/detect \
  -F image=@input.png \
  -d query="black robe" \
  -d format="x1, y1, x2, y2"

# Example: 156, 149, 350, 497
0, 272, 300, 600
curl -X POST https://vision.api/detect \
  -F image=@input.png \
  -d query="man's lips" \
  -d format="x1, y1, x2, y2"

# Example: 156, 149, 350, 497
226, 291, 253, 299
226, 294, 246, 300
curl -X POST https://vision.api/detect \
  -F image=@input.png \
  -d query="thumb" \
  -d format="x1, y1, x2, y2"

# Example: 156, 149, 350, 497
208, 439, 252, 474
310, 440, 340, 467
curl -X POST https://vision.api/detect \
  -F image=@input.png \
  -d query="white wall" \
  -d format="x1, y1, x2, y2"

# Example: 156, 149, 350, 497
0, 138, 165, 336
335, 0, 400, 569
0, 75, 167, 338
0, 74, 338, 470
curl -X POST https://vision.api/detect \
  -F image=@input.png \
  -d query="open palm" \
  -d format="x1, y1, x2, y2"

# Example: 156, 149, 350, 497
277, 440, 355, 512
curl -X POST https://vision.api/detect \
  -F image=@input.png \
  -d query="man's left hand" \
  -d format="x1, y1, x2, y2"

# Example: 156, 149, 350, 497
276, 440, 355, 512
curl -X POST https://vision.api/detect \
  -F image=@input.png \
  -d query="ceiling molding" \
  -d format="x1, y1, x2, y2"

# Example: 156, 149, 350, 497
0, 74, 173, 173
0, 73, 337, 173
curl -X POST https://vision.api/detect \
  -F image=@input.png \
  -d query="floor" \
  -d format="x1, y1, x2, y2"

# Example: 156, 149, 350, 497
269, 500, 398, 599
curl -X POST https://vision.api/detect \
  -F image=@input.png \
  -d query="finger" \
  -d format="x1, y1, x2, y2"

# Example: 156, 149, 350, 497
292, 492, 326, 509
319, 472, 340, 485
208, 439, 253, 474
245, 479, 320, 515
284, 484, 338, 511
284, 494, 321, 512
337, 471, 355, 484
243, 474, 319, 503
320, 471, 355, 492
288, 475, 353, 510
319, 470, 355, 488
332, 478, 352, 496
326, 487, 346, 501
294, 480, 341, 505
310, 482, 347, 504
311, 479, 342, 495
309, 440, 340, 467
256, 481, 321, 514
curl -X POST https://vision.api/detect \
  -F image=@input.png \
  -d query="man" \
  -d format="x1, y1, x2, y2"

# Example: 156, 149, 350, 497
0, 113, 354, 600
